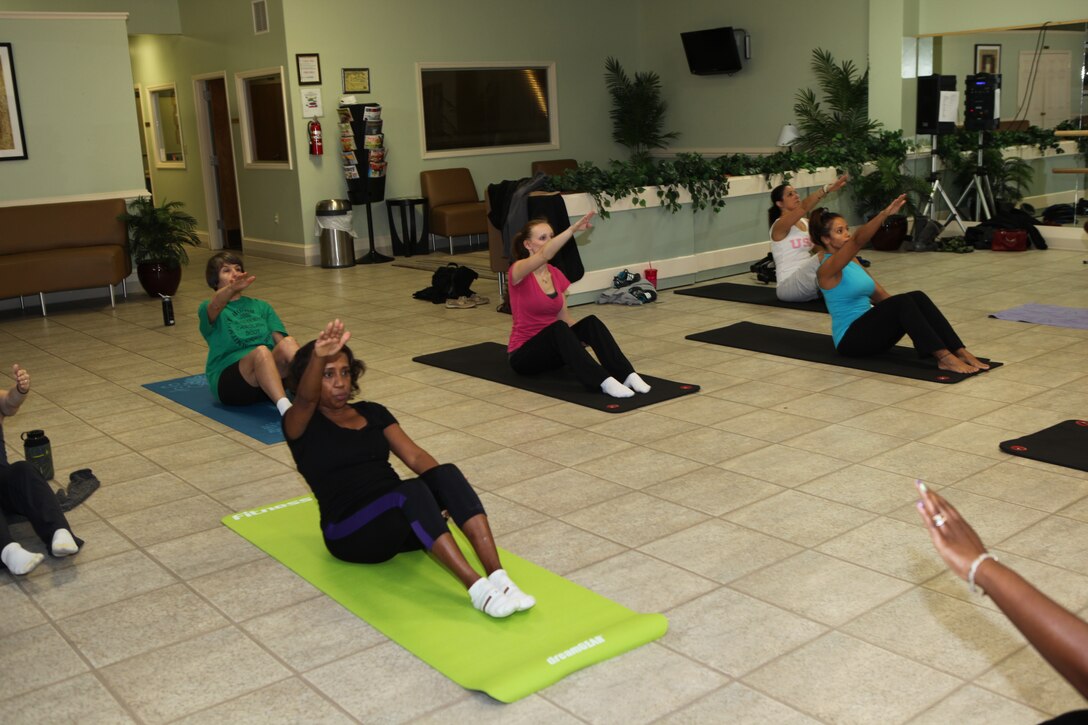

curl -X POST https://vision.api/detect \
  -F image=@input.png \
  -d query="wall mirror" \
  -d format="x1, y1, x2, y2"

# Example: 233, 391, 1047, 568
235, 66, 292, 169
147, 82, 185, 168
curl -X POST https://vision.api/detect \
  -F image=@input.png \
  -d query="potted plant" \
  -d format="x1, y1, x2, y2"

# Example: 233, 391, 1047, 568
604, 56, 679, 167
118, 197, 200, 297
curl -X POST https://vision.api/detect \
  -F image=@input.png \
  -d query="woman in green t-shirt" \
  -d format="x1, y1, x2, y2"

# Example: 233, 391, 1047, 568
198, 252, 299, 414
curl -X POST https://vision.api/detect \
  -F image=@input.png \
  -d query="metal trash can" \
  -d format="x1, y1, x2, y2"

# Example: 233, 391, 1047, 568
315, 199, 356, 268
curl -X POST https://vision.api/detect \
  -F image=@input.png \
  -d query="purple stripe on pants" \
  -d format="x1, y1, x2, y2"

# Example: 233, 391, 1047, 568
323, 491, 437, 549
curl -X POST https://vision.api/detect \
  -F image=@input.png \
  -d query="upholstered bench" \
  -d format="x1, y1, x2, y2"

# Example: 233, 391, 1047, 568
0, 198, 131, 315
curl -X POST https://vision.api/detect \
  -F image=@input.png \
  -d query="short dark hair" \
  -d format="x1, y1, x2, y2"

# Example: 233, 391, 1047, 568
206, 251, 245, 290
287, 340, 366, 396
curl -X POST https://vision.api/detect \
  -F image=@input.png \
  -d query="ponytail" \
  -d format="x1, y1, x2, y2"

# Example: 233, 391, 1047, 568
808, 207, 842, 249
767, 184, 787, 228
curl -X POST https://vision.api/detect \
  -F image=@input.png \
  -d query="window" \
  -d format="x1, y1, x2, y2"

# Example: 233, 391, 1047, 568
147, 82, 185, 169
417, 62, 559, 159
235, 67, 292, 169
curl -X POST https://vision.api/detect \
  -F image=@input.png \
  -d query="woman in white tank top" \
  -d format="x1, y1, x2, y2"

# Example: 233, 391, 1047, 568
767, 174, 849, 301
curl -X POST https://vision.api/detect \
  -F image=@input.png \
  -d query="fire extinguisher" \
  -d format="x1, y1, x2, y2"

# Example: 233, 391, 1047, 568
308, 119, 323, 156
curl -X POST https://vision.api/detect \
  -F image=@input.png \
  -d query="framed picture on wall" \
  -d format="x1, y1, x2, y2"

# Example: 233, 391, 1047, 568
342, 68, 370, 94
0, 42, 28, 161
296, 53, 322, 85
974, 44, 1001, 75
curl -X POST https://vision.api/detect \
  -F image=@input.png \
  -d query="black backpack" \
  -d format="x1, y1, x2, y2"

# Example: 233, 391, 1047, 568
750, 253, 776, 283
412, 263, 478, 303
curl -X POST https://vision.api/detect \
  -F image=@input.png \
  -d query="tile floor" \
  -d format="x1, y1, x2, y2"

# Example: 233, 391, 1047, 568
2, 245, 1087, 723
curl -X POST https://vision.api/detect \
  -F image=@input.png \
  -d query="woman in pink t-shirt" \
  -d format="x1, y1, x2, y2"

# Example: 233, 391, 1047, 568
506, 212, 650, 398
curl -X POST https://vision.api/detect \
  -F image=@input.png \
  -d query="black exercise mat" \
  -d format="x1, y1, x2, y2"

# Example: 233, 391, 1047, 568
999, 419, 1088, 472
673, 283, 827, 313
685, 321, 1001, 384
413, 342, 699, 413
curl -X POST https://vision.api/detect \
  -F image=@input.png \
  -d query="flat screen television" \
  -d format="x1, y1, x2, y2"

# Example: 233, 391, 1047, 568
680, 26, 747, 75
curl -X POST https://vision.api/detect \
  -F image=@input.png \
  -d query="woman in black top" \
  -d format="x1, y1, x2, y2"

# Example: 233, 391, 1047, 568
283, 320, 533, 618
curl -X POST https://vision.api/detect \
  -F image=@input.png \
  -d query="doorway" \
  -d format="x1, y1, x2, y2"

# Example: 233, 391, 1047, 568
1017, 50, 1072, 128
194, 74, 243, 250
134, 86, 153, 196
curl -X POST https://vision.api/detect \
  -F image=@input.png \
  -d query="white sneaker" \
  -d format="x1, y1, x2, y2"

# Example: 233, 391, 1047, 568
468, 577, 516, 618
489, 569, 536, 611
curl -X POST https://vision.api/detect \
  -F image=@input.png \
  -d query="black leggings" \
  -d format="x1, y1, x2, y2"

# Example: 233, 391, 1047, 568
0, 461, 81, 553
837, 290, 964, 359
321, 463, 484, 565
509, 316, 635, 390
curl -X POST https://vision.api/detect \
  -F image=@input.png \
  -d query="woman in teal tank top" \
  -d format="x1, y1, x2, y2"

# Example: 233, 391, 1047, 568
810, 197, 990, 375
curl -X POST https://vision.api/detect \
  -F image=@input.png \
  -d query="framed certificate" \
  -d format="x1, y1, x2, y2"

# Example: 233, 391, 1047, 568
296, 53, 322, 85
342, 67, 370, 94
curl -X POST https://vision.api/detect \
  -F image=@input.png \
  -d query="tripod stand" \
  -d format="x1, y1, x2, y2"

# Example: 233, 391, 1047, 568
954, 131, 996, 221
920, 135, 967, 234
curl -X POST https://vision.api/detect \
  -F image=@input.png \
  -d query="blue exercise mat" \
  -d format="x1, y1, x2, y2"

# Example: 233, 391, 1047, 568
143, 375, 283, 444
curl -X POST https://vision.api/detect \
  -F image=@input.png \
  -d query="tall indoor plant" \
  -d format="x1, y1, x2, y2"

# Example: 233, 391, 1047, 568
604, 56, 679, 167
118, 197, 200, 297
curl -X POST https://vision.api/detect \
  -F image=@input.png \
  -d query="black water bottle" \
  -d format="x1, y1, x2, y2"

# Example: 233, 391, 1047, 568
21, 429, 54, 480
161, 294, 175, 326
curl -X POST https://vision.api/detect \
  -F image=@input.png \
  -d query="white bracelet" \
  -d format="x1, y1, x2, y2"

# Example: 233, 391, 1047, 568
967, 552, 997, 594
822, 183, 832, 194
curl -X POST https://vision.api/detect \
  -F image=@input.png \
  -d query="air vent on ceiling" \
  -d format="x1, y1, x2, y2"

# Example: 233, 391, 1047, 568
252, 0, 269, 35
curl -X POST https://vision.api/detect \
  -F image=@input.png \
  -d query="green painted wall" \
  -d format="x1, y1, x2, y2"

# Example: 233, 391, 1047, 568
0, 0, 181, 34
0, 14, 145, 202
278, 0, 642, 254
638, 0, 870, 150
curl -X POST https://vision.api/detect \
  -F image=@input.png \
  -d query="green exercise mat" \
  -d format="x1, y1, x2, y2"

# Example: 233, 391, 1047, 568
223, 496, 667, 702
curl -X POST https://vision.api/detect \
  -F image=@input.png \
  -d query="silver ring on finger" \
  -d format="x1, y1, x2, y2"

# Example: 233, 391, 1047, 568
933, 513, 947, 528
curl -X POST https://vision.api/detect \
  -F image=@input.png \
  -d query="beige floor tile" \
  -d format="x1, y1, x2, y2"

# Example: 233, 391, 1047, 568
0, 582, 46, 637
100, 627, 291, 723
953, 461, 1088, 513
496, 469, 629, 517
453, 449, 564, 492
584, 410, 701, 445
540, 643, 728, 724
724, 490, 877, 547
212, 471, 310, 512
862, 440, 998, 485
566, 550, 717, 613
496, 518, 626, 574
0, 624, 89, 700
712, 408, 828, 443
732, 550, 911, 625
773, 391, 883, 423
887, 486, 1048, 544
664, 587, 827, 676
139, 434, 255, 469
413, 398, 524, 429
892, 388, 1009, 421
241, 596, 386, 671
997, 515, 1088, 575
640, 519, 801, 583
668, 682, 820, 724
842, 588, 1025, 678
826, 376, 929, 404
479, 492, 550, 538
110, 494, 232, 547
172, 678, 355, 725
415, 692, 583, 724
648, 426, 769, 465
305, 641, 466, 722
84, 470, 200, 518
717, 443, 848, 487
799, 463, 922, 514
573, 445, 704, 490
816, 517, 947, 583
842, 405, 962, 440
562, 491, 710, 548
514, 428, 634, 467
189, 558, 319, 622
710, 379, 811, 407
644, 466, 783, 516
743, 631, 962, 724
20, 549, 176, 620
50, 434, 134, 472
783, 422, 908, 464
907, 684, 1046, 725
0, 673, 132, 725
650, 394, 758, 425
974, 645, 1087, 717
170, 450, 294, 493
460, 412, 573, 447
57, 583, 229, 667
145, 526, 265, 582
79, 451, 165, 485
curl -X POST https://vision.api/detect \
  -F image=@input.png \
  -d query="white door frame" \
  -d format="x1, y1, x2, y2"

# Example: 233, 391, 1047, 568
192, 70, 243, 250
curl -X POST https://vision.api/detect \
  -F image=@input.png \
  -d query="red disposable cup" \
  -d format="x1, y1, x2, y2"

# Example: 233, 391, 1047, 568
644, 267, 658, 288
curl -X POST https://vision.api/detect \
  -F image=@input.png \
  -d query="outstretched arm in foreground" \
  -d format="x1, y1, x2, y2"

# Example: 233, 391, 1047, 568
917, 481, 1088, 698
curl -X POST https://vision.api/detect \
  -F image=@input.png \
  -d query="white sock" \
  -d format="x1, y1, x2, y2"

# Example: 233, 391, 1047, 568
623, 372, 652, 394
489, 569, 535, 611
275, 397, 292, 416
468, 577, 516, 618
2, 542, 44, 576
601, 376, 635, 398
51, 529, 79, 557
